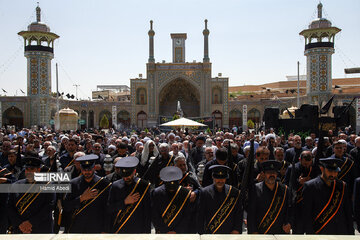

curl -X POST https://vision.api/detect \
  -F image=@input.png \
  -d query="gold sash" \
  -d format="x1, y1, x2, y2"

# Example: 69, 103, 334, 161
258, 182, 287, 234
179, 172, 190, 185
161, 186, 191, 227
73, 177, 112, 217
338, 158, 354, 180
159, 155, 174, 186
15, 181, 51, 215
114, 178, 150, 233
314, 180, 345, 234
206, 186, 240, 234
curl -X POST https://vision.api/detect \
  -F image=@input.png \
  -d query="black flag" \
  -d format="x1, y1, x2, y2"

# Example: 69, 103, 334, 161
286, 108, 294, 119
320, 95, 334, 114
340, 97, 356, 115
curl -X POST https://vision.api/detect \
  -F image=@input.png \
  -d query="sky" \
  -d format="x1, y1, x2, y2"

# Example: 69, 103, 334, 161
0, 0, 359, 100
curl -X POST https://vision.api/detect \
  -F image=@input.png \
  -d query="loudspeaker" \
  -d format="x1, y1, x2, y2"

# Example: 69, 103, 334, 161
264, 108, 279, 129
299, 105, 319, 130
333, 106, 349, 127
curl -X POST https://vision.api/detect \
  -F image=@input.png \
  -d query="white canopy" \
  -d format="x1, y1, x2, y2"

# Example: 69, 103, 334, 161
160, 117, 207, 127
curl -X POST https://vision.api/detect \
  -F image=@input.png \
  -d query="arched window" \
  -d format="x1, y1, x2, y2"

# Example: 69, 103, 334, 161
136, 88, 147, 105
2, 106, 24, 129
229, 109, 242, 127
212, 87, 222, 104
117, 110, 130, 129
248, 108, 261, 125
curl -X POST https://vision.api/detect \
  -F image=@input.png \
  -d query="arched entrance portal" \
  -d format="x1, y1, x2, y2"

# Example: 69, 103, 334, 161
159, 79, 200, 117
3, 106, 24, 129
118, 110, 130, 129
99, 110, 112, 129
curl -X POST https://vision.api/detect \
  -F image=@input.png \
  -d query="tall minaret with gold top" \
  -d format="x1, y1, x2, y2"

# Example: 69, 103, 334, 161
300, 3, 341, 106
18, 4, 59, 127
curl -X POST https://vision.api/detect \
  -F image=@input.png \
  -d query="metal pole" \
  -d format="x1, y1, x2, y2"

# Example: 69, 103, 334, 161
297, 61, 300, 108
73, 84, 80, 100
56, 63, 59, 113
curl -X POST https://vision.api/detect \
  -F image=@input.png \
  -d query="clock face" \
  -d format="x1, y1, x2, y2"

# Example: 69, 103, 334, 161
175, 39, 182, 46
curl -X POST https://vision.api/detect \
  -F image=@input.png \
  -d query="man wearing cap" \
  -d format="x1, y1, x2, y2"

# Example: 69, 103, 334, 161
63, 154, 112, 233
302, 157, 354, 234
202, 147, 239, 188
151, 166, 194, 233
8, 157, 55, 233
284, 150, 320, 233
197, 165, 242, 234
108, 156, 151, 233
247, 160, 291, 234
330, 140, 356, 196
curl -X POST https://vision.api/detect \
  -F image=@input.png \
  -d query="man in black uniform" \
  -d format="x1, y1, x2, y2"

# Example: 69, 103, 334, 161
197, 165, 243, 234
202, 147, 239, 187
151, 166, 194, 233
354, 177, 360, 233
0, 164, 15, 233
63, 154, 112, 233
302, 157, 354, 235
331, 141, 356, 196
8, 157, 55, 233
108, 156, 151, 233
247, 160, 291, 234
284, 150, 320, 233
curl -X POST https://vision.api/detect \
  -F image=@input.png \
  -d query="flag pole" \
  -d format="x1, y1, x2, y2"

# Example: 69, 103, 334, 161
56, 63, 59, 114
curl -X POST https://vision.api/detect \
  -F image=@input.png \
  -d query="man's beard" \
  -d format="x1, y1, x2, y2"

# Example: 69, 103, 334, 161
215, 181, 225, 190
266, 176, 276, 185
83, 171, 94, 179
124, 177, 133, 185
324, 173, 336, 182
295, 143, 302, 149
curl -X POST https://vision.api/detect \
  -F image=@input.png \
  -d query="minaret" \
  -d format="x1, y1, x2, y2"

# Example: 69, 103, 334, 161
18, 4, 59, 127
148, 20, 155, 63
203, 19, 210, 63
300, 3, 341, 106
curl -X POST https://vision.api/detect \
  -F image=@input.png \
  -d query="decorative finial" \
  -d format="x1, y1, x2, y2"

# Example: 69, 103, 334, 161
205, 19, 208, 30
36, 2, 41, 22
317, 2, 323, 18
150, 20, 153, 30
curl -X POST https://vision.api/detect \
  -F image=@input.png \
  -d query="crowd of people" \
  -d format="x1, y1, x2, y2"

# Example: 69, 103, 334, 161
0, 125, 359, 235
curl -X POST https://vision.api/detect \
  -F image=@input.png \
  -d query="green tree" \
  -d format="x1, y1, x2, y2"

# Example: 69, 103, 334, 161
247, 119, 255, 129
100, 114, 109, 129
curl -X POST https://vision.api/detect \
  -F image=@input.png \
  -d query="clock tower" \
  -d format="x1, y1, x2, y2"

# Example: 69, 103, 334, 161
171, 33, 186, 63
